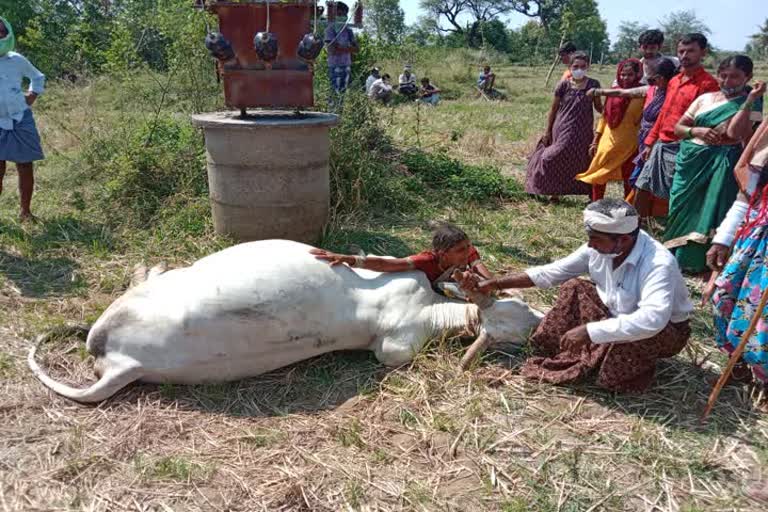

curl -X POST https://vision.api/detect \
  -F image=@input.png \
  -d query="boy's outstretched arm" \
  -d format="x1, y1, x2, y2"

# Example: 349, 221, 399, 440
310, 249, 413, 272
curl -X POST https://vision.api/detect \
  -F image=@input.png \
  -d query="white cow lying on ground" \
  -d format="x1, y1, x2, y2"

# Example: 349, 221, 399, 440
28, 240, 543, 403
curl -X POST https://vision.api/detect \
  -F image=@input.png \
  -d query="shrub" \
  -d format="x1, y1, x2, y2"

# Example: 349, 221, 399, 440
83, 115, 207, 227
401, 150, 521, 202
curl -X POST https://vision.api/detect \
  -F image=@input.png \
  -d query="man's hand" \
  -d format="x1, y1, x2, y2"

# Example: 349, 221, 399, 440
457, 271, 498, 294
586, 88, 599, 97
560, 325, 591, 352
641, 145, 653, 162
25, 92, 38, 106
309, 248, 351, 266
541, 132, 552, 146
705, 243, 730, 271
589, 142, 599, 157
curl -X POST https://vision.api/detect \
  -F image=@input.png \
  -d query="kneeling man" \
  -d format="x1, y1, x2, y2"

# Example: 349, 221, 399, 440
462, 199, 693, 392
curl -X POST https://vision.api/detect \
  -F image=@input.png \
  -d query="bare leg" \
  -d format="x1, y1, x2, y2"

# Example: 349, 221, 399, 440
0, 160, 5, 196
17, 162, 34, 220
632, 188, 652, 218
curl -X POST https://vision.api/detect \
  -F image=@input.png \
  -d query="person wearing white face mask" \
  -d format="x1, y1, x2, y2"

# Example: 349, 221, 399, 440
458, 199, 693, 393
525, 52, 604, 201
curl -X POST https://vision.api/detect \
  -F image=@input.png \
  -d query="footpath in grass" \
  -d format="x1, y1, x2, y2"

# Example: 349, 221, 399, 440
0, 61, 767, 510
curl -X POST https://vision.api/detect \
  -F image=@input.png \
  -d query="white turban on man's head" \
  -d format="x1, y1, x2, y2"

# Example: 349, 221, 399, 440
583, 200, 639, 235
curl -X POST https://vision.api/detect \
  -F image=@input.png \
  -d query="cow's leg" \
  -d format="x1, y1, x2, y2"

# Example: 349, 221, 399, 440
371, 333, 424, 367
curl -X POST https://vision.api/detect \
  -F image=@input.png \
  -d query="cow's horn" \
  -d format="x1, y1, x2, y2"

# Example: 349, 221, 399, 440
459, 329, 491, 370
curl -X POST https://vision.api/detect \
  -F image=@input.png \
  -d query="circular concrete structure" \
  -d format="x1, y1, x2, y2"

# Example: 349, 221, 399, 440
191, 111, 339, 243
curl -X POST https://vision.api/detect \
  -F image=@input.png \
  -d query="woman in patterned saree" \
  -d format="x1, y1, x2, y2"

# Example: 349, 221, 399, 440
663, 56, 763, 273
707, 112, 768, 389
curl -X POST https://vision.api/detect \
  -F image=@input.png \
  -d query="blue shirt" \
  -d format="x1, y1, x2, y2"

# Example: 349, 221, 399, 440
0, 52, 45, 130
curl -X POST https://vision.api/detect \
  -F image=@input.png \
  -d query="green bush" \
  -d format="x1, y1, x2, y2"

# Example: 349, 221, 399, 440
401, 150, 521, 201
83, 115, 207, 227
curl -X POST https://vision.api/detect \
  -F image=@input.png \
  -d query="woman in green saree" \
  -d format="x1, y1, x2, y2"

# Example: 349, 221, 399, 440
663, 56, 764, 273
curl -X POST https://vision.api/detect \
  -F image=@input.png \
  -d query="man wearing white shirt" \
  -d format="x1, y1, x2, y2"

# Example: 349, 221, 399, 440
460, 199, 693, 392
365, 67, 380, 94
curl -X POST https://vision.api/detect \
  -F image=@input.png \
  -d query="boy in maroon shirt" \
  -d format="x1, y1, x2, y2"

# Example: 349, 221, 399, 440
633, 33, 719, 217
310, 223, 492, 294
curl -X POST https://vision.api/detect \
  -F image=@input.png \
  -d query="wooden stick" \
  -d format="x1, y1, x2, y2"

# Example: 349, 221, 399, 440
701, 284, 768, 422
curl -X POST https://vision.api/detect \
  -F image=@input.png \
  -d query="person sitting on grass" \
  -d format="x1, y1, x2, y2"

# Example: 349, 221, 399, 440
365, 67, 380, 94
368, 73, 393, 104
459, 199, 693, 393
478, 65, 496, 93
310, 223, 492, 298
398, 65, 418, 98
0, 17, 45, 223
417, 77, 441, 106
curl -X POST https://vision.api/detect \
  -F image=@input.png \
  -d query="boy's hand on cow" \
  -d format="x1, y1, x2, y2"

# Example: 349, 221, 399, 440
560, 325, 590, 352
310, 248, 351, 266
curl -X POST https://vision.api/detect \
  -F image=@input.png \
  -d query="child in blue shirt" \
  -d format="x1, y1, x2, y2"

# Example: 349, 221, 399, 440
0, 17, 45, 222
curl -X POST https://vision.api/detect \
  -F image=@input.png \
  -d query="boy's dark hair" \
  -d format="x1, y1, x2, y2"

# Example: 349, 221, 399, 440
718, 54, 754, 75
679, 33, 708, 49
651, 57, 678, 80
432, 223, 469, 252
335, 2, 349, 16
638, 29, 664, 46
559, 42, 577, 55
381, 73, 390, 80
570, 51, 590, 65
421, 77, 429, 83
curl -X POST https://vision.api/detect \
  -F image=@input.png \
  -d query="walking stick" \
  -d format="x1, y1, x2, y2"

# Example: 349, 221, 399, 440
701, 284, 768, 422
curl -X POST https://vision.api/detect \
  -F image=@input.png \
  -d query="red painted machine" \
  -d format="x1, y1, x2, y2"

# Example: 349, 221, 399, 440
198, 1, 362, 111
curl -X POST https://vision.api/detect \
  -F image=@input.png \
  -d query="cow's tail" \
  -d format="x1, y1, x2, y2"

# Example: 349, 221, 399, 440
27, 325, 142, 403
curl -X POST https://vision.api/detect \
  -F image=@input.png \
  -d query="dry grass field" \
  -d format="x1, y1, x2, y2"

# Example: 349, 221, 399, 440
1, 57, 768, 511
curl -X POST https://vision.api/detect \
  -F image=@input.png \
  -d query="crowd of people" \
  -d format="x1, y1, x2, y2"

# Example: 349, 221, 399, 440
363, 65, 442, 106
4, 9, 768, 415
317, 28, 768, 425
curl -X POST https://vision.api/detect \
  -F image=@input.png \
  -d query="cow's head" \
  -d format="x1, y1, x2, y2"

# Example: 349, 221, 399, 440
460, 290, 544, 370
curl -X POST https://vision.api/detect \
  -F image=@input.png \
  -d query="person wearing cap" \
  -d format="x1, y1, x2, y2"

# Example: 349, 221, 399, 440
459, 198, 693, 393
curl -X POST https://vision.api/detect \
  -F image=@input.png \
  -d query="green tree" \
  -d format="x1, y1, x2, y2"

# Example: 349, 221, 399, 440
507, 0, 570, 32
659, 9, 711, 55
747, 18, 768, 59
612, 20, 650, 60
364, 0, 406, 44
549, 0, 609, 61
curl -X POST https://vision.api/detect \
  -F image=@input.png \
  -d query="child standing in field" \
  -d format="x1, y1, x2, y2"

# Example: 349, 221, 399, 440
310, 223, 493, 297
0, 17, 45, 222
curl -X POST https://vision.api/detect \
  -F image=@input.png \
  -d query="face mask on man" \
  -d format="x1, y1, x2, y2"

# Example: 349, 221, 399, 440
335, 15, 348, 29
571, 69, 587, 80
